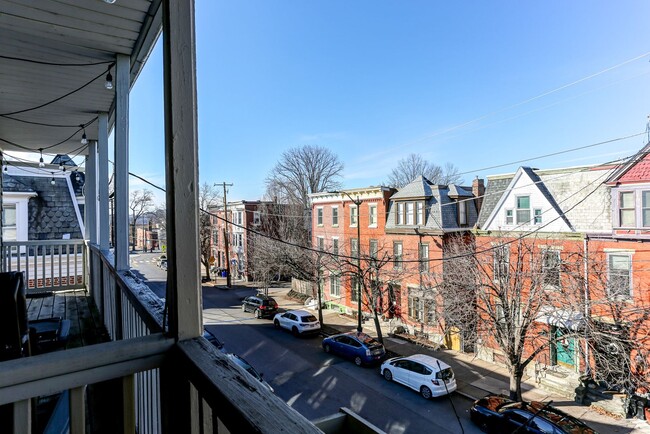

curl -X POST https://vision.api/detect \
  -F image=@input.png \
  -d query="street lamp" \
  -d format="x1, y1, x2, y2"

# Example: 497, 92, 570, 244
329, 190, 363, 333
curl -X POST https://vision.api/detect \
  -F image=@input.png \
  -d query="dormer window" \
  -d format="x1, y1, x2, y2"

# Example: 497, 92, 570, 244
619, 191, 634, 227
516, 196, 530, 224
397, 203, 404, 225
458, 200, 467, 225
396, 201, 424, 226
416, 202, 424, 225
406, 202, 414, 225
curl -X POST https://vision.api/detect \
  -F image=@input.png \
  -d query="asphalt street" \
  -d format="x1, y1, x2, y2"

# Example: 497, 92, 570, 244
130, 252, 481, 434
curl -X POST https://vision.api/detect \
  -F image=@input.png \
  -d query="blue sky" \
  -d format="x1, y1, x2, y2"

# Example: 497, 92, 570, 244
127, 0, 650, 203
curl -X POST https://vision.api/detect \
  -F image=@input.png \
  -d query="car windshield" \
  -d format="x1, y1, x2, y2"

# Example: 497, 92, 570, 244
262, 299, 277, 306
231, 355, 262, 381
301, 315, 318, 323
435, 367, 454, 380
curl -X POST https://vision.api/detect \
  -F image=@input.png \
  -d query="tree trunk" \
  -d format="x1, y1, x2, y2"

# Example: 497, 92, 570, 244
372, 309, 384, 344
508, 366, 523, 401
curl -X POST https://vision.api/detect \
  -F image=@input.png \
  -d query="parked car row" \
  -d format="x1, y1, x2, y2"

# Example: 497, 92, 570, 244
237, 292, 598, 432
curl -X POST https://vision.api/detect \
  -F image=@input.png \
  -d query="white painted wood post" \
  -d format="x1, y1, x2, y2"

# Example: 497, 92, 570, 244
12, 399, 30, 434
115, 54, 130, 271
98, 112, 110, 250
162, 0, 202, 340
86, 141, 98, 244
69, 386, 85, 434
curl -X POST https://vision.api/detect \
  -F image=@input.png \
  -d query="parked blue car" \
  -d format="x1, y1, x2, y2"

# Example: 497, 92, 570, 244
322, 332, 386, 366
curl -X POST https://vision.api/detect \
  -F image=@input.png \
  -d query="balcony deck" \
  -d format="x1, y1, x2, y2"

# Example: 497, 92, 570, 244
27, 289, 108, 350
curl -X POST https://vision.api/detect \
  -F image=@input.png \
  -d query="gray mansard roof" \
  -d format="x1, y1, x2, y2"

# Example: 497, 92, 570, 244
386, 176, 478, 232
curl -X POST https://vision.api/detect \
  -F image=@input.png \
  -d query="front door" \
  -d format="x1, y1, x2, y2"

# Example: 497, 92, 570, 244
553, 327, 575, 369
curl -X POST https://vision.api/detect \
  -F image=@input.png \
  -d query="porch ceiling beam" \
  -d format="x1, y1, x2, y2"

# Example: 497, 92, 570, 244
0, 334, 174, 406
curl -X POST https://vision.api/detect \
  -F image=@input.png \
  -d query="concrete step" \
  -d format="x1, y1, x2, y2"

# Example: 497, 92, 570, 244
538, 369, 581, 400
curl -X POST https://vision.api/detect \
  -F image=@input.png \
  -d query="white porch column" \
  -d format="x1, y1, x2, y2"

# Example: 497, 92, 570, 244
160, 1, 202, 431
115, 54, 130, 270
98, 112, 110, 250
85, 141, 98, 243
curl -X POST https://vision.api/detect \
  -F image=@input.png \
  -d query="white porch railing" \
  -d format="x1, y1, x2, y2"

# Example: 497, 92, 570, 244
1, 240, 86, 294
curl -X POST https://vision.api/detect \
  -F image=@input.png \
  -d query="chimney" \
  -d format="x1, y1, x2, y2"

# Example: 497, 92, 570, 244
472, 177, 485, 213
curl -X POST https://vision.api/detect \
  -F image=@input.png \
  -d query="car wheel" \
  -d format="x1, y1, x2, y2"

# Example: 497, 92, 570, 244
354, 356, 363, 366
479, 421, 489, 433
254, 309, 261, 319
291, 327, 299, 336
383, 369, 393, 381
420, 385, 432, 399
324, 344, 331, 353
241, 304, 246, 312
274, 320, 280, 329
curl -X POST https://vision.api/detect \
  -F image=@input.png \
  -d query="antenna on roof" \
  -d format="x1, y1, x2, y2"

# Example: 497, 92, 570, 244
646, 115, 650, 143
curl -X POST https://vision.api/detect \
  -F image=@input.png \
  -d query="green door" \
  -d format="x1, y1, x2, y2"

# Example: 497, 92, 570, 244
555, 328, 575, 368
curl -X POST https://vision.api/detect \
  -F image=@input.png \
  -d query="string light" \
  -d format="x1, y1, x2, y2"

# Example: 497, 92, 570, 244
38, 149, 45, 168
58, 162, 64, 170
75, 170, 81, 182
104, 70, 113, 90
50, 173, 55, 185
4, 164, 7, 172
103, 0, 117, 4
81, 127, 88, 145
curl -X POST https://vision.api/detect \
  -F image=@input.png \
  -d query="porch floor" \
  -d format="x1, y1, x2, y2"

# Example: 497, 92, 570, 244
27, 289, 109, 350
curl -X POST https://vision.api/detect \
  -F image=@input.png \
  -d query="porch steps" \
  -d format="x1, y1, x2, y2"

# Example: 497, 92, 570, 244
537, 368, 581, 400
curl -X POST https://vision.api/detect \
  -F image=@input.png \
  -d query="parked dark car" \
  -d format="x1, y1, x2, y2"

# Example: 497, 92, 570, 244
322, 332, 386, 366
470, 394, 597, 434
241, 294, 278, 319
203, 329, 225, 352
225, 353, 274, 393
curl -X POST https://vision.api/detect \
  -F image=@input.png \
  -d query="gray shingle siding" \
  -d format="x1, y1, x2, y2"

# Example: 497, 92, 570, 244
477, 177, 511, 228
4, 175, 83, 240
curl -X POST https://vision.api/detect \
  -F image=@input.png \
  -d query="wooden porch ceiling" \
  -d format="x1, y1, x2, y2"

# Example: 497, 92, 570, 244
0, 0, 161, 156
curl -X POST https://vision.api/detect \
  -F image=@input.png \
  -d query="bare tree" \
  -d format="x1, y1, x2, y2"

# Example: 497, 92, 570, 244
149, 206, 167, 251
265, 145, 344, 209
199, 183, 221, 281
387, 154, 462, 188
129, 189, 154, 251
433, 234, 562, 401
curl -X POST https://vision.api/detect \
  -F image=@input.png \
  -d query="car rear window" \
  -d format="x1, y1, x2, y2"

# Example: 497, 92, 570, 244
301, 315, 318, 323
436, 367, 454, 380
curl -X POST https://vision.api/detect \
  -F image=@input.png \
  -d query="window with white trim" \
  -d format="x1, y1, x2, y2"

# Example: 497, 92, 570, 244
619, 191, 635, 227
493, 245, 509, 282
330, 274, 341, 296
533, 209, 542, 225
505, 209, 513, 225
253, 211, 261, 225
542, 249, 560, 287
608, 253, 632, 298
350, 205, 358, 227
350, 276, 359, 302
419, 243, 429, 273
332, 238, 339, 256
316, 207, 324, 226
458, 200, 467, 225
350, 238, 358, 257
397, 203, 404, 225
2, 204, 16, 241
516, 196, 530, 224
393, 241, 403, 270
332, 206, 339, 226
368, 204, 377, 226
317, 236, 325, 251
405, 202, 415, 225
643, 191, 650, 227
416, 202, 424, 225
369, 239, 378, 259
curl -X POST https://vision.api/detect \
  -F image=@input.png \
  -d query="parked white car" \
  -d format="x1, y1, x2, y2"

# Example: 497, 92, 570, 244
380, 354, 457, 399
273, 310, 321, 336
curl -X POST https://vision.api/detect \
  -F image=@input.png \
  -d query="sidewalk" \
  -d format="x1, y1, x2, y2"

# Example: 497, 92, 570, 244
255, 285, 650, 434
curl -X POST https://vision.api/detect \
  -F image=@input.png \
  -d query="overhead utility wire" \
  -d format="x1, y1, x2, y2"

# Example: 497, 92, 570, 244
0, 114, 98, 128
397, 51, 650, 149
0, 67, 111, 116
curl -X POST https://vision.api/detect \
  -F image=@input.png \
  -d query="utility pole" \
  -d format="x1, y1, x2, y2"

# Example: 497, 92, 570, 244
215, 182, 233, 287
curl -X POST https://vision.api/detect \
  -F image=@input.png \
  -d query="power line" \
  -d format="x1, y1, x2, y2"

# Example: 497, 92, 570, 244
0, 55, 114, 67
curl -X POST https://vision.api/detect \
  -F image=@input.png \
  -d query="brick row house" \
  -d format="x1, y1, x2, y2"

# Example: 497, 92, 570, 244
309, 147, 650, 403
210, 200, 268, 280
310, 177, 484, 348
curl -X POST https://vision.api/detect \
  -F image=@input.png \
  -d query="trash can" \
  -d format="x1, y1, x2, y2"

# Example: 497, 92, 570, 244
221, 270, 228, 278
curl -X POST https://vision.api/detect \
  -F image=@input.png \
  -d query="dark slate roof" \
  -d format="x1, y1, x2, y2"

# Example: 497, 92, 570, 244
50, 154, 78, 167
390, 175, 434, 199
4, 175, 82, 240
477, 176, 512, 228
448, 184, 473, 198
521, 167, 572, 230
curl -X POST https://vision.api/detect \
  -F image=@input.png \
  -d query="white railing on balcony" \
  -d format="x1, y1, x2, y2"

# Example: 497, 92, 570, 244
1, 240, 86, 294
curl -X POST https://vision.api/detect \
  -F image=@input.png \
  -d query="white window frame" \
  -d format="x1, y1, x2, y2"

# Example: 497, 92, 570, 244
516, 195, 531, 224
397, 202, 404, 225
368, 204, 377, 227
542, 249, 561, 288
607, 253, 632, 299
350, 205, 358, 227
533, 209, 542, 225
458, 200, 467, 225
619, 191, 635, 228
332, 237, 339, 256
316, 207, 324, 226
405, 202, 415, 225
3, 192, 36, 242
253, 211, 261, 225
416, 202, 424, 225
505, 209, 513, 225
331, 206, 339, 227
317, 236, 325, 251
643, 191, 650, 227
330, 273, 341, 296
393, 241, 403, 270
419, 243, 429, 273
